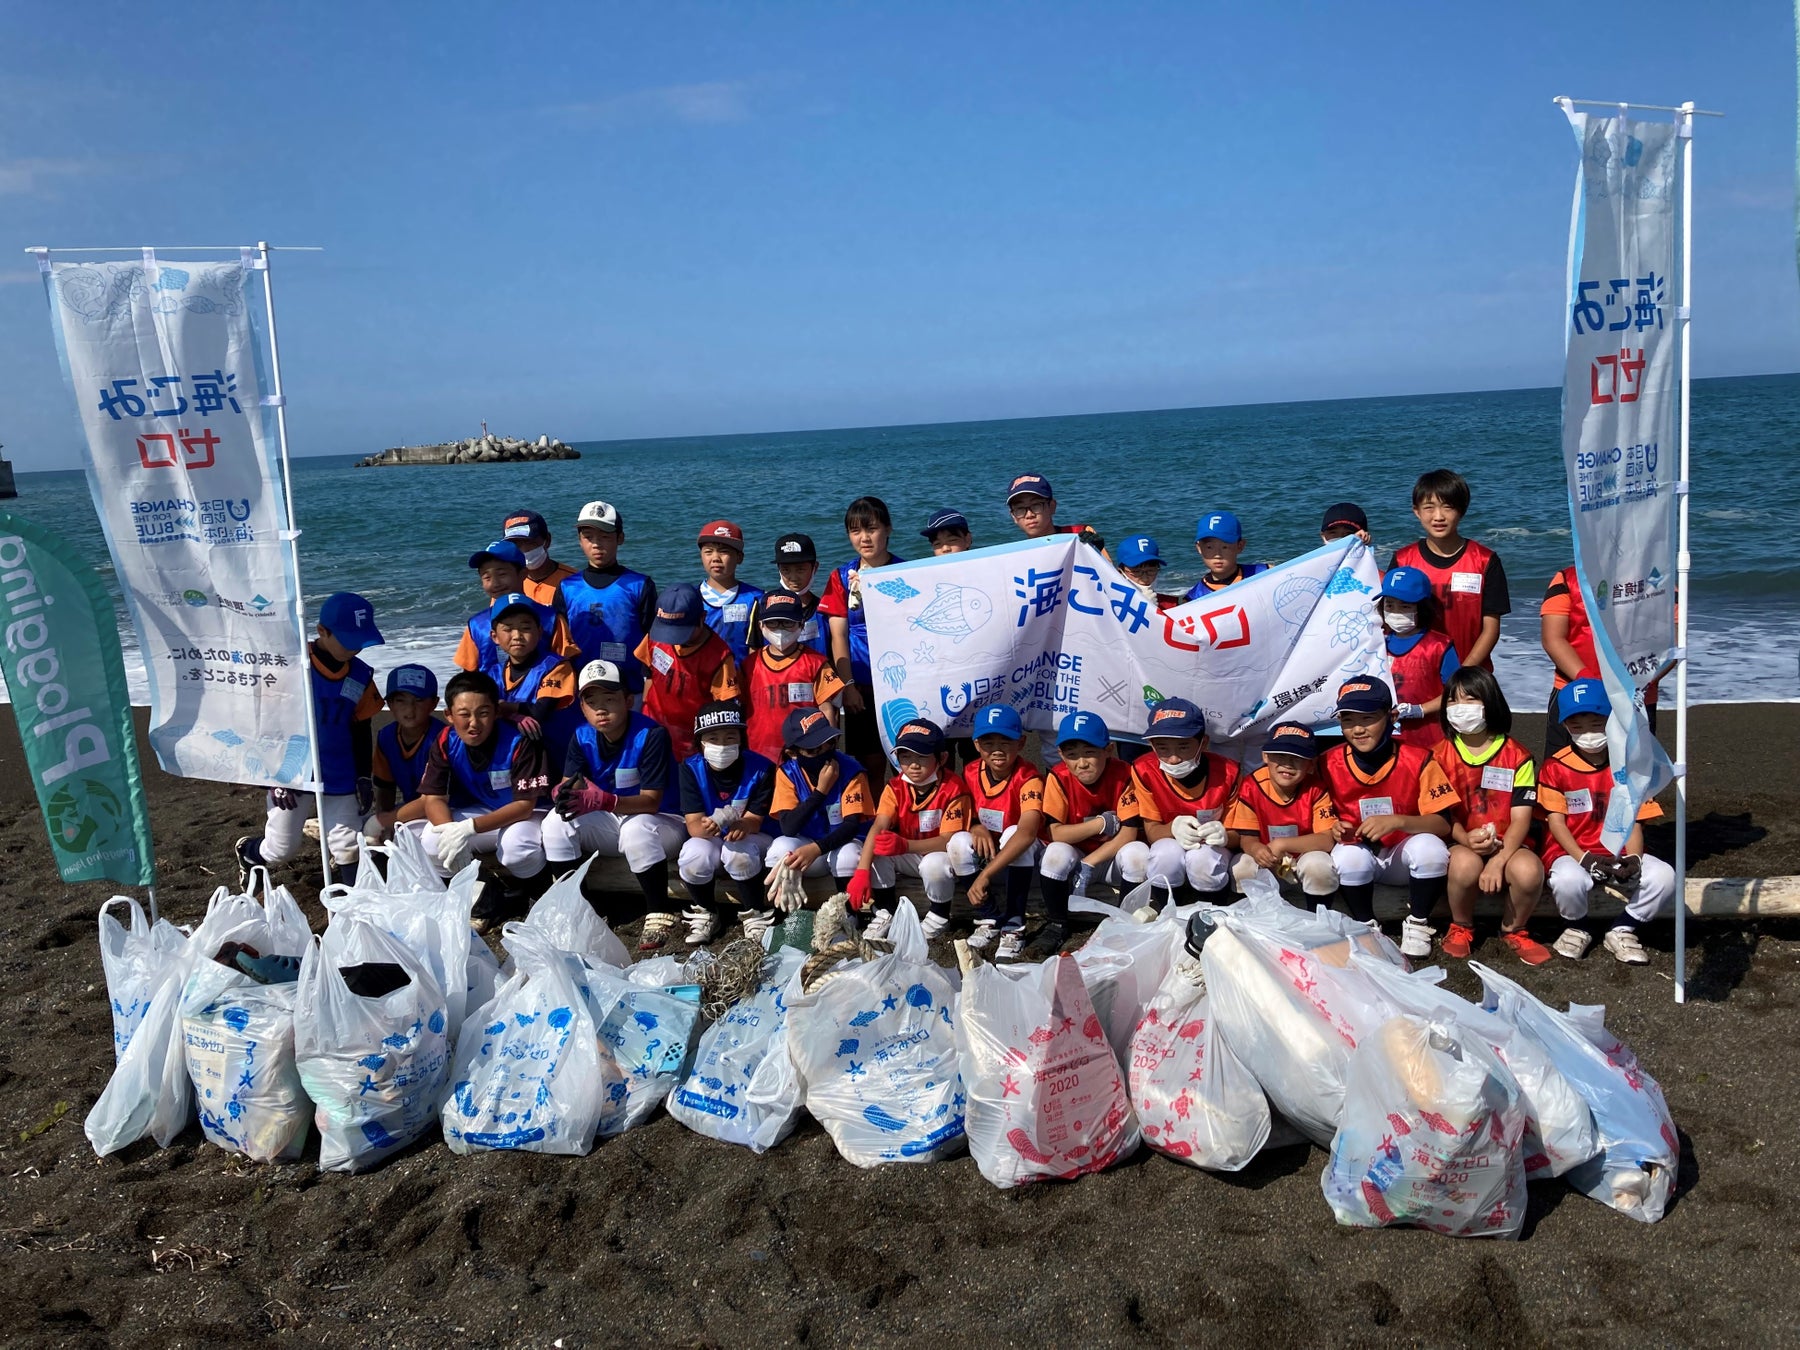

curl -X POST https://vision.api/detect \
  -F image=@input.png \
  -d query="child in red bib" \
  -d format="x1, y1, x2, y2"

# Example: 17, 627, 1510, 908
1537, 679, 1674, 966
1431, 668, 1551, 966
1128, 697, 1240, 900
943, 704, 1045, 960
1036, 710, 1147, 956
1223, 721, 1339, 900
1380, 566, 1458, 750
1392, 468, 1510, 670
633, 582, 740, 762
740, 591, 844, 762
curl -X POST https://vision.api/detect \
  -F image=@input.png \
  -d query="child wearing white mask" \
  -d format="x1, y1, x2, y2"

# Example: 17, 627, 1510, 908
1537, 678, 1674, 965
740, 590, 845, 764
500, 507, 579, 606
1429, 667, 1552, 965
1127, 697, 1241, 900
676, 701, 778, 945
1381, 566, 1458, 751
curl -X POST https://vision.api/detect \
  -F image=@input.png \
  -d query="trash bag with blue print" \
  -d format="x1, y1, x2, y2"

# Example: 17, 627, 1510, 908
668, 943, 809, 1151
787, 899, 967, 1167
295, 915, 453, 1172
97, 896, 189, 1063
441, 923, 620, 1155
577, 958, 704, 1136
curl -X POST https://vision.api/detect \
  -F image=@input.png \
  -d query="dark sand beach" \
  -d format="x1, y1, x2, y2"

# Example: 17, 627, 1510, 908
0, 706, 1797, 1347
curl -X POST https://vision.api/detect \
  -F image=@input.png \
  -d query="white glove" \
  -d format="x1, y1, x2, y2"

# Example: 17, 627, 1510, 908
434, 818, 478, 873
362, 813, 388, 844
1396, 702, 1423, 722
1197, 818, 1227, 848
710, 803, 744, 832
766, 860, 808, 913
1172, 816, 1227, 849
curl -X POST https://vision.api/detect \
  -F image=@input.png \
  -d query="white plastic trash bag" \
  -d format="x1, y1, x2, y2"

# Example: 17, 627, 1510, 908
1473, 962, 1678, 1223
788, 900, 966, 1167
513, 856, 630, 969
669, 945, 808, 1151
1071, 881, 1185, 1067
98, 897, 188, 1062
295, 917, 453, 1172
1348, 953, 1597, 1180
579, 960, 704, 1136
1200, 890, 1403, 1146
957, 952, 1139, 1188
1129, 940, 1271, 1171
1323, 1014, 1528, 1239
442, 925, 618, 1155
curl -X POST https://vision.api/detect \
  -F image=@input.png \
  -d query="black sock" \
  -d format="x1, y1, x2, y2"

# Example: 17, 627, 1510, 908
873, 886, 899, 914
1611, 917, 1640, 934
727, 871, 766, 912
1340, 882, 1376, 924
1173, 883, 1200, 910
1408, 875, 1444, 922
634, 859, 671, 912
929, 899, 954, 921
1004, 866, 1033, 925
685, 875, 718, 908
1039, 872, 1075, 924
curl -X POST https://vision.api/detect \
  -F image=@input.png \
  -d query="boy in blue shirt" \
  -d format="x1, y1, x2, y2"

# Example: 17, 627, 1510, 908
1185, 510, 1267, 597
368, 663, 442, 843
456, 539, 574, 672
696, 520, 765, 662
557, 499, 658, 696
235, 592, 384, 887
676, 700, 779, 945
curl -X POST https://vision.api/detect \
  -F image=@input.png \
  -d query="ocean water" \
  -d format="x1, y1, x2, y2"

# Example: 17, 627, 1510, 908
10, 374, 1800, 710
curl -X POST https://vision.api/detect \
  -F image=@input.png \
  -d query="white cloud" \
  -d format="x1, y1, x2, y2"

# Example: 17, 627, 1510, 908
549, 80, 757, 126
0, 157, 91, 196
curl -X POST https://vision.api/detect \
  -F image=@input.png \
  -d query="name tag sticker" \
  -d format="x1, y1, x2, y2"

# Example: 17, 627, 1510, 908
786, 682, 815, 704
614, 767, 639, 791
724, 603, 749, 624
1565, 788, 1593, 815
826, 803, 842, 826
1192, 808, 1222, 824
978, 807, 1006, 831
651, 646, 675, 675
488, 768, 512, 790
1359, 796, 1394, 819
1481, 765, 1515, 793
1268, 824, 1299, 839
1450, 572, 1484, 595
916, 809, 943, 834
598, 642, 628, 663
800, 618, 820, 641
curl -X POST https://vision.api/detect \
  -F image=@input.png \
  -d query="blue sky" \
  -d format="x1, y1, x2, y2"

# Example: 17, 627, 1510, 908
3, 1, 1795, 470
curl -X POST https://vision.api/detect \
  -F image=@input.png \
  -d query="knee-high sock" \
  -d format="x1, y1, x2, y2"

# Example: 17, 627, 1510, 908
1340, 881, 1375, 924
635, 858, 671, 912
1038, 871, 1074, 924
1408, 874, 1444, 921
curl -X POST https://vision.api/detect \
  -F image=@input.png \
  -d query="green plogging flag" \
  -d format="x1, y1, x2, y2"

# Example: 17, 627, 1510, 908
0, 509, 154, 886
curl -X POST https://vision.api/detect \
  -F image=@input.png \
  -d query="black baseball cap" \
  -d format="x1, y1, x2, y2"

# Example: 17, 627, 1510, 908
893, 718, 946, 755
774, 532, 817, 565
1321, 502, 1368, 533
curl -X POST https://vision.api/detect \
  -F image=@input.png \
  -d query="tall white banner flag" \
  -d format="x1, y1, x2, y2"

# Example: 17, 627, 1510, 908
1561, 109, 1680, 850
861, 535, 1386, 755
42, 257, 312, 789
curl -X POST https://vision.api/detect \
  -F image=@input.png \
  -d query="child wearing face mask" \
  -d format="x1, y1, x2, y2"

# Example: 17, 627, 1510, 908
740, 591, 845, 762
1128, 697, 1242, 901
763, 708, 874, 892
1114, 535, 1180, 611
1430, 667, 1552, 965
1537, 678, 1674, 966
1380, 566, 1458, 751
500, 508, 579, 606
676, 701, 778, 945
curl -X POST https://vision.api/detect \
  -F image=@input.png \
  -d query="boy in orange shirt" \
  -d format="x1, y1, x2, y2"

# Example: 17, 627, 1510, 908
1033, 711, 1145, 958
1223, 721, 1339, 901
945, 704, 1045, 959
632, 582, 740, 762
1129, 697, 1241, 900
740, 591, 844, 762
845, 718, 972, 942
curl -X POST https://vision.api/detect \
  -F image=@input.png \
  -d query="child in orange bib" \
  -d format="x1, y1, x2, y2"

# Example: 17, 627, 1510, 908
846, 718, 972, 943
1223, 721, 1339, 900
943, 704, 1045, 960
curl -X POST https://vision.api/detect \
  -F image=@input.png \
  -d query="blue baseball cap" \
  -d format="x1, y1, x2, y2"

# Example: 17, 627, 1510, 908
1057, 710, 1111, 748
1194, 510, 1243, 544
502, 509, 549, 542
384, 663, 439, 700
1335, 677, 1395, 715
921, 509, 969, 539
1006, 473, 1054, 504
487, 591, 551, 629
1115, 535, 1163, 568
1381, 566, 1432, 604
972, 703, 1023, 740
1145, 697, 1207, 740
318, 592, 383, 650
1263, 721, 1320, 759
1558, 677, 1611, 722
649, 582, 705, 645
468, 539, 527, 570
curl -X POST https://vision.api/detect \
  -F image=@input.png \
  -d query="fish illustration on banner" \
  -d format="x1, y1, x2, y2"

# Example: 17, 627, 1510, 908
861, 534, 1385, 756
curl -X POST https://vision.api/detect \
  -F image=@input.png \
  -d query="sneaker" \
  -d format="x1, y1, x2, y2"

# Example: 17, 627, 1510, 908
739, 908, 778, 943
1552, 926, 1593, 960
469, 880, 506, 936
234, 836, 258, 893
234, 951, 301, 985
860, 908, 894, 942
1603, 927, 1650, 965
1022, 922, 1068, 962
1400, 916, 1433, 959
1441, 922, 1476, 960
995, 928, 1025, 961
919, 910, 951, 940
966, 919, 998, 950
1501, 928, 1554, 966
682, 905, 721, 946
639, 911, 678, 952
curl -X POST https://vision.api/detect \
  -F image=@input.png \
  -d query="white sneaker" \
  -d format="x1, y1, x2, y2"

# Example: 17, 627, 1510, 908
919, 910, 951, 939
860, 909, 893, 941
739, 908, 777, 943
638, 911, 678, 952
1553, 926, 1593, 960
966, 918, 997, 950
1603, 927, 1650, 965
995, 928, 1025, 961
682, 905, 720, 946
1400, 916, 1433, 959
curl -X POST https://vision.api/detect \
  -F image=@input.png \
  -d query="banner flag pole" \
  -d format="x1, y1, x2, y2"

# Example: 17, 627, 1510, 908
1674, 104, 1695, 1004
254, 241, 331, 890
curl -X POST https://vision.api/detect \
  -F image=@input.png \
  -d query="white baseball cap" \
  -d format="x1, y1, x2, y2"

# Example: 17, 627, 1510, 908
577, 659, 625, 691
576, 500, 621, 532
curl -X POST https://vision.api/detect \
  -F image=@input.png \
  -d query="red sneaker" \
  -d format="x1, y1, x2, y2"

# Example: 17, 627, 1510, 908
1441, 923, 1475, 959
1501, 928, 1553, 967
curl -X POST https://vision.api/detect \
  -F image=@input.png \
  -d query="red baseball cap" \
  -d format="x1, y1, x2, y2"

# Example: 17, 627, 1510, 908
697, 520, 744, 552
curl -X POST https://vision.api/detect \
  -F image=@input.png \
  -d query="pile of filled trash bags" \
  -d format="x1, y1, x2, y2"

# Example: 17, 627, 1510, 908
89, 852, 1680, 1237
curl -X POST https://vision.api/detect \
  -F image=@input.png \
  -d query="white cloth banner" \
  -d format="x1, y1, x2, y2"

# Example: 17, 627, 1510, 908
43, 258, 311, 788
1560, 110, 1680, 849
861, 536, 1386, 754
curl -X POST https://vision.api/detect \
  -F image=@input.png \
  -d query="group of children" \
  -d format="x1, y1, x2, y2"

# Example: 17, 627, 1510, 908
234, 467, 1673, 967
